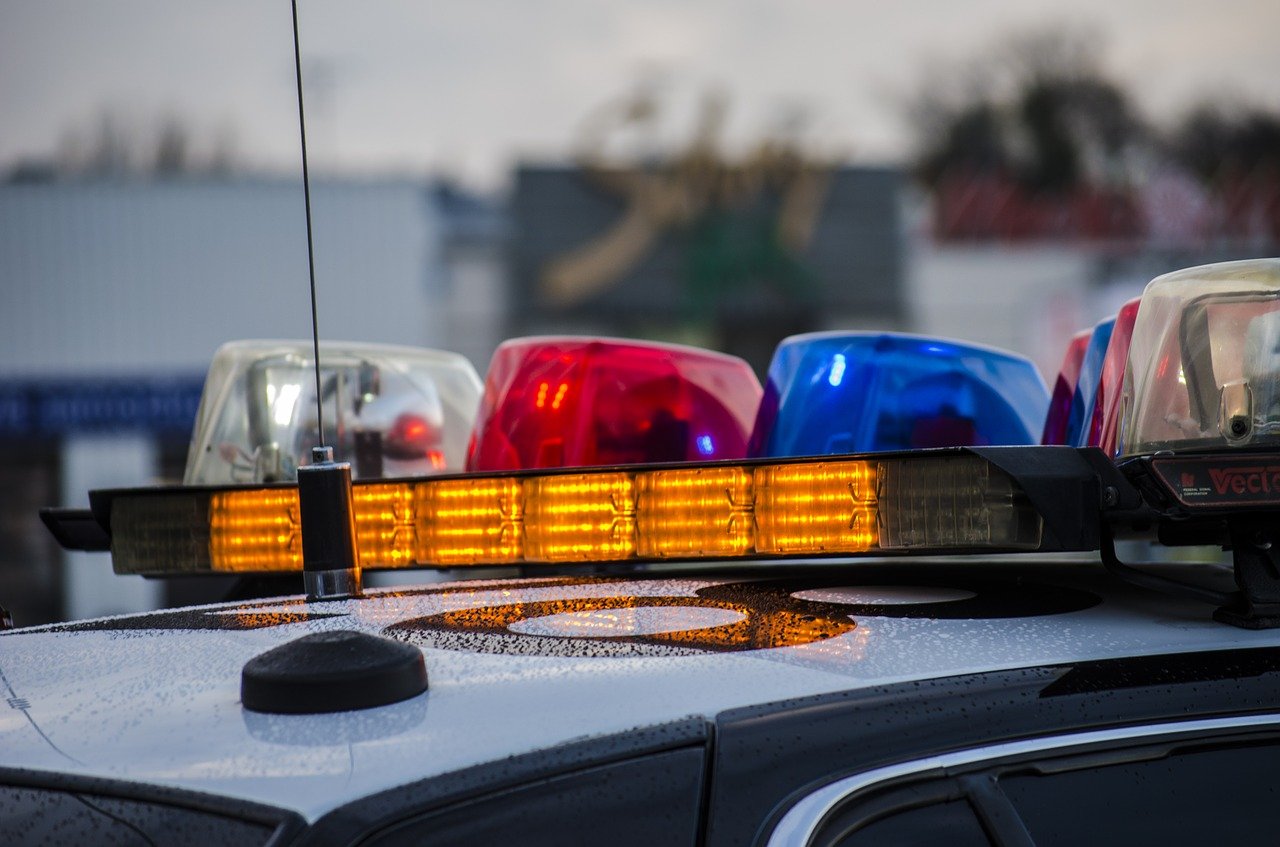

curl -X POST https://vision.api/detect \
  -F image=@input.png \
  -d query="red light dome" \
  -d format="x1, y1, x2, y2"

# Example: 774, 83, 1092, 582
466, 337, 762, 471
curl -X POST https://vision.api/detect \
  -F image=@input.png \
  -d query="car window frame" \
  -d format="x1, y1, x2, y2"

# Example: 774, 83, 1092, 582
766, 712, 1280, 847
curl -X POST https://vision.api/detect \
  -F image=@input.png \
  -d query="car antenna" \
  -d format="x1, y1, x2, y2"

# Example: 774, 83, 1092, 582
290, 0, 361, 602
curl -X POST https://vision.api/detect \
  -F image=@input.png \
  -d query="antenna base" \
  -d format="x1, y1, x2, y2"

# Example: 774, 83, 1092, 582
298, 446, 363, 602
304, 569, 362, 602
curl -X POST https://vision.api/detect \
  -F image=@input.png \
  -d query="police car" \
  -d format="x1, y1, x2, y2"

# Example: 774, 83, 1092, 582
5, 258, 1280, 845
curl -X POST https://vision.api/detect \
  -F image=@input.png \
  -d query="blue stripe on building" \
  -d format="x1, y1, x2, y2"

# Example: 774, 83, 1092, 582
0, 377, 205, 437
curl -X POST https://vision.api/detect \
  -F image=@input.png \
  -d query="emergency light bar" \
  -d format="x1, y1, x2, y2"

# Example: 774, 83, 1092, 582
95, 447, 1083, 576
38, 257, 1280, 629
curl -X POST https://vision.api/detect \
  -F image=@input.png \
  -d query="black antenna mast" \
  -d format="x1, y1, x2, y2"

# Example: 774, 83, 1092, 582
291, 0, 325, 440
291, 0, 362, 601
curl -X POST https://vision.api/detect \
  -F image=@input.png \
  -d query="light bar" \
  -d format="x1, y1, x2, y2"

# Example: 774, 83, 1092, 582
105, 452, 1044, 575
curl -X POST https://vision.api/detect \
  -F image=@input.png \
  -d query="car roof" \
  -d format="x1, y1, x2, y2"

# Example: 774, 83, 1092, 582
2, 560, 1278, 821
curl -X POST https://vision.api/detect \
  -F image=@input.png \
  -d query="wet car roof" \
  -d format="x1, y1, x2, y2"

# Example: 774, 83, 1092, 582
2, 561, 1277, 821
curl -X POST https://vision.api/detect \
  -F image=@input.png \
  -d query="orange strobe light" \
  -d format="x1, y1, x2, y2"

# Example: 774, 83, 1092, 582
110, 453, 1040, 575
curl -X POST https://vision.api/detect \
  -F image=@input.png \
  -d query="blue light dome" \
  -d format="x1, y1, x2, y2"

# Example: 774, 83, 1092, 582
749, 332, 1050, 457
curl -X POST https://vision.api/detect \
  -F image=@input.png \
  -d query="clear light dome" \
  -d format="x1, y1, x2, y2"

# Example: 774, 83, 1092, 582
1118, 258, 1280, 456
185, 340, 482, 484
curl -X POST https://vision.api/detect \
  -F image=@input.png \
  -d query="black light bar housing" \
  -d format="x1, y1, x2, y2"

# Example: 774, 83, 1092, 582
38, 445, 1280, 629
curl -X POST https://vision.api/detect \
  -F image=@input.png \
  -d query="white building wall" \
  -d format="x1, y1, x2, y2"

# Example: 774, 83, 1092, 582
0, 179, 446, 377
909, 245, 1098, 380
440, 242, 507, 373
60, 434, 162, 620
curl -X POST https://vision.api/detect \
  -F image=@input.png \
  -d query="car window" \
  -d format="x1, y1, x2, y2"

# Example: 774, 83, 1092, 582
791, 728, 1280, 847
829, 799, 992, 847
807, 779, 994, 847
1000, 738, 1280, 846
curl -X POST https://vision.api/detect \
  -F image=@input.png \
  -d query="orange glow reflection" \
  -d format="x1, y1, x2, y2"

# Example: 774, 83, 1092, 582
433, 595, 856, 651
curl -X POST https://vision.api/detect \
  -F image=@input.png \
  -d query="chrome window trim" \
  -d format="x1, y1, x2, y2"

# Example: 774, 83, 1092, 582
765, 712, 1280, 847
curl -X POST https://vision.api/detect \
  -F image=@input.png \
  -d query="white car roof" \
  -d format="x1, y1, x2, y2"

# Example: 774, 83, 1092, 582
2, 562, 1276, 822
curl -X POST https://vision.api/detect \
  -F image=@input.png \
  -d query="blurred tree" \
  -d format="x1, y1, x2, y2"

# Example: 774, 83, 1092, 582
910, 27, 1146, 193
1017, 75, 1141, 192
85, 110, 137, 176
1172, 104, 1280, 182
207, 124, 239, 176
908, 26, 1280, 242
917, 102, 1008, 187
47, 108, 239, 178
152, 115, 191, 176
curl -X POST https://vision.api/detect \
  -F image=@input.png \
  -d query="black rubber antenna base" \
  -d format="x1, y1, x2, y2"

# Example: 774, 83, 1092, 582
242, 630, 427, 714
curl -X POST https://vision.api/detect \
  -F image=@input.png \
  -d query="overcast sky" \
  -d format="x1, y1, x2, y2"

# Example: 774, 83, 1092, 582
2, 0, 1278, 190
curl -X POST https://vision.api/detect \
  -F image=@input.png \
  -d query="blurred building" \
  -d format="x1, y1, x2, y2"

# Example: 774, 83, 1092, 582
911, 172, 1280, 380
510, 165, 907, 376
434, 182, 511, 370
0, 177, 507, 625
